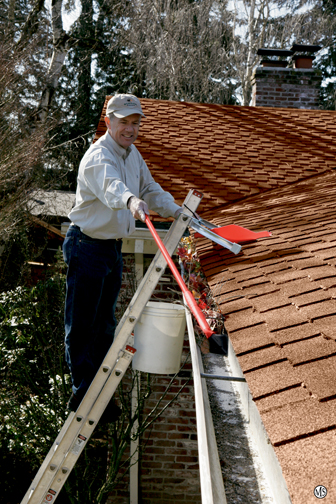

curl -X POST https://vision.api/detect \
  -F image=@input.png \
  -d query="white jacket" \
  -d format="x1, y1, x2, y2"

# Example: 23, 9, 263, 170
69, 132, 180, 239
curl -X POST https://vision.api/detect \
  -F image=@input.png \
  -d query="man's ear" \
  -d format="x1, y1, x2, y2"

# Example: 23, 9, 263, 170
104, 116, 110, 129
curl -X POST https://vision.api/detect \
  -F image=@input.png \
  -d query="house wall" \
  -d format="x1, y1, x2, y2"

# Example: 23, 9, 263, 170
251, 66, 322, 109
108, 253, 201, 503
139, 365, 201, 504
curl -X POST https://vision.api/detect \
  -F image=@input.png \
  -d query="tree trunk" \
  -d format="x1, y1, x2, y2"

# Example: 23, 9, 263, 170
76, 0, 93, 132
38, 0, 68, 122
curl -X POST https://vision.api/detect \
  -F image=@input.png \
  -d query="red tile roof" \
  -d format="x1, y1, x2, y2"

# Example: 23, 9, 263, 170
96, 97, 336, 504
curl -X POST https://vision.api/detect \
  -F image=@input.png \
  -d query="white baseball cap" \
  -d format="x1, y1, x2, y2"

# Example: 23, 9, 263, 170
106, 94, 145, 118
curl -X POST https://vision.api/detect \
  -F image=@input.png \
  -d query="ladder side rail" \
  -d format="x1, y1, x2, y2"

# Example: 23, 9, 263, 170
70, 188, 200, 424
114, 189, 199, 328
20, 414, 75, 504
21, 350, 126, 504
31, 346, 137, 503
21, 250, 172, 504
94, 188, 200, 376
22, 189, 202, 504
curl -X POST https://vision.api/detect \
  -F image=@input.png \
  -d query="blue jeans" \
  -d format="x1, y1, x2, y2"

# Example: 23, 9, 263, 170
63, 225, 123, 398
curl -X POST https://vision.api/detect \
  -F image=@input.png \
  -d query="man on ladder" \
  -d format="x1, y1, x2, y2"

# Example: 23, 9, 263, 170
63, 93, 182, 420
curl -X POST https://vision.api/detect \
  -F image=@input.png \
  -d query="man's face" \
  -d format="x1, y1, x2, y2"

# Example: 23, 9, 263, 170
105, 114, 141, 149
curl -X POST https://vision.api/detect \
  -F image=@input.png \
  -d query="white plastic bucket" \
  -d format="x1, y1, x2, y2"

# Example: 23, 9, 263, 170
132, 301, 186, 374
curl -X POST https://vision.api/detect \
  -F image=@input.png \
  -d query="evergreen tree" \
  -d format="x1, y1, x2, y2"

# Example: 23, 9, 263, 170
316, 0, 336, 109
43, 0, 144, 191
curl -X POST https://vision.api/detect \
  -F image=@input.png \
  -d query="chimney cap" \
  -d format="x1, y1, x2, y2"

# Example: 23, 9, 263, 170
291, 43, 321, 53
257, 48, 294, 57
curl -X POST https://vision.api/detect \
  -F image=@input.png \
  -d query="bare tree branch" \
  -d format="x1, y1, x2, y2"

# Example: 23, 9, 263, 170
17, 0, 46, 49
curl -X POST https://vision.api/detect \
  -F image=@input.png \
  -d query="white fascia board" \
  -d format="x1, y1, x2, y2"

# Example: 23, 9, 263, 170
122, 227, 170, 254
60, 222, 173, 255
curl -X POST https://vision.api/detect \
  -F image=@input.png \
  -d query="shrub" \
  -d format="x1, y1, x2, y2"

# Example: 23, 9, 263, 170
0, 273, 69, 502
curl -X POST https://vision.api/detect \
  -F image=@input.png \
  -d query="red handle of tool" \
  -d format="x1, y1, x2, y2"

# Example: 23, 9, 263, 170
145, 215, 215, 339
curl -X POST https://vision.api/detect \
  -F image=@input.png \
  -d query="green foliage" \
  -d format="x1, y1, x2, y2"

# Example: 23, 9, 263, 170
319, 53, 336, 110
0, 258, 123, 504
0, 271, 69, 502
0, 225, 31, 292
0, 250, 192, 503
0, 221, 54, 293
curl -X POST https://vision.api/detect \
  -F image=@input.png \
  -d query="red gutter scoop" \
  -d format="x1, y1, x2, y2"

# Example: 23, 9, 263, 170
210, 224, 272, 243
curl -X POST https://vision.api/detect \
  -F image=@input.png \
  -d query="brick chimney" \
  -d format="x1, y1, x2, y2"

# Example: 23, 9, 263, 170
251, 44, 322, 109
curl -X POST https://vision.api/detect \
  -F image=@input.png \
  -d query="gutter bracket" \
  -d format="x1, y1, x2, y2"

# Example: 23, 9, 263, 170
200, 372, 246, 383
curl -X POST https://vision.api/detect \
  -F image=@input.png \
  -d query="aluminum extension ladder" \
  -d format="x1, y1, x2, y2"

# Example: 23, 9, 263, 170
21, 189, 202, 504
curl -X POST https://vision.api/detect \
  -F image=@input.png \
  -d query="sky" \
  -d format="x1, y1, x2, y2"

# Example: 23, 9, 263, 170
62, 1, 81, 31
45, 0, 82, 32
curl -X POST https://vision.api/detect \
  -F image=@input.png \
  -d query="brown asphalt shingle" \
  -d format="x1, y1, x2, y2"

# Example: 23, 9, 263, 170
276, 430, 336, 504
195, 170, 336, 503
95, 98, 336, 215
96, 96, 336, 504
261, 397, 336, 446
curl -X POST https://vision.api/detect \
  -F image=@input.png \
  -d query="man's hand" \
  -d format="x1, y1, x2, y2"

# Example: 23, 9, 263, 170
128, 196, 149, 222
